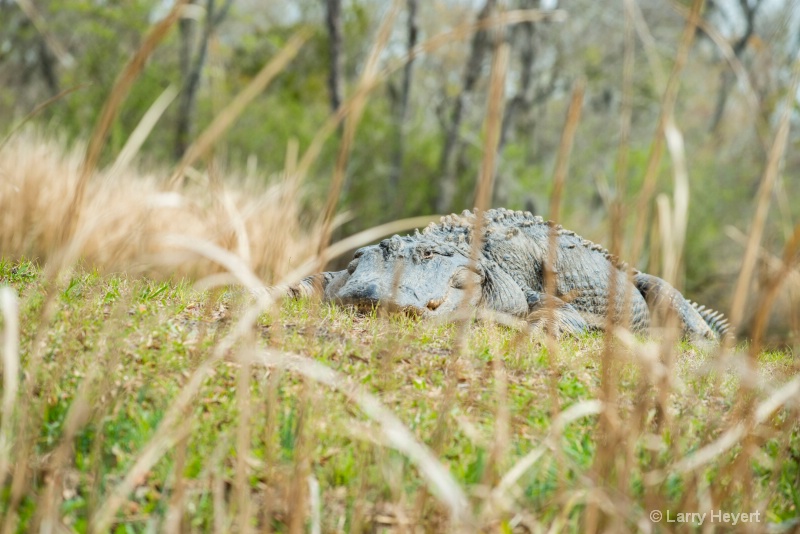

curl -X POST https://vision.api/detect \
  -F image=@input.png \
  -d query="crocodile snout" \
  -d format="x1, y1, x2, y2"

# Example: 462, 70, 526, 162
337, 280, 381, 305
335, 278, 436, 316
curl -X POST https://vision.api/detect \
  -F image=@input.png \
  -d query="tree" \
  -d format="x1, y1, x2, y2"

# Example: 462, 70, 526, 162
174, 0, 234, 159
387, 0, 419, 216
708, 0, 762, 132
324, 0, 345, 113
436, 0, 496, 214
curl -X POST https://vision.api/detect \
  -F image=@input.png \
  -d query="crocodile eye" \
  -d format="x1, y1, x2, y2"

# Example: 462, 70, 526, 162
420, 250, 434, 260
347, 258, 360, 274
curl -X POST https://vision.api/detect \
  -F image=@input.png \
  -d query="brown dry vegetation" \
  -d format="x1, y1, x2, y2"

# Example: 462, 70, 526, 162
0, 131, 314, 282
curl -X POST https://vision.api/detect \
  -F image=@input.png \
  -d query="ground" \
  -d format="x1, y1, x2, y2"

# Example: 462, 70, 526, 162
0, 259, 798, 532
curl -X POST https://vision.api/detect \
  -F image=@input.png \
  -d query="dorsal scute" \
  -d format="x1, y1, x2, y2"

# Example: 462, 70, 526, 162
690, 300, 732, 338
421, 209, 633, 272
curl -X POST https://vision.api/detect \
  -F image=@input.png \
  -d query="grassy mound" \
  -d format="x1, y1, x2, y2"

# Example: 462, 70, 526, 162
0, 259, 797, 532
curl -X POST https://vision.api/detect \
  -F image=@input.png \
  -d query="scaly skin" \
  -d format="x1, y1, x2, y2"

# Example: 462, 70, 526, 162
290, 209, 729, 341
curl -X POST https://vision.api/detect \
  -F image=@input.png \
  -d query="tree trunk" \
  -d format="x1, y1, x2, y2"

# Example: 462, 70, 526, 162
325, 0, 344, 113
174, 0, 233, 160
36, 38, 59, 95
387, 0, 419, 217
174, 2, 199, 160
435, 0, 496, 214
494, 17, 535, 207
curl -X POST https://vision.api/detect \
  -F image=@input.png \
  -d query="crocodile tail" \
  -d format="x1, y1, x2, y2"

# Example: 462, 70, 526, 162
688, 300, 733, 339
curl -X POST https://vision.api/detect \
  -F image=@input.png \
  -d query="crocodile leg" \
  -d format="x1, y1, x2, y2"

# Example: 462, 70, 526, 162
525, 290, 590, 337
633, 273, 716, 341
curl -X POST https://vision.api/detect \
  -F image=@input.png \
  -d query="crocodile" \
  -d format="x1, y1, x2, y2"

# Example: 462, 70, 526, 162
289, 208, 729, 340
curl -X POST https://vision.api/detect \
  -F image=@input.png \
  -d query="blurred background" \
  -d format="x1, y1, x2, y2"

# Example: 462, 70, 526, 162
1, 0, 798, 340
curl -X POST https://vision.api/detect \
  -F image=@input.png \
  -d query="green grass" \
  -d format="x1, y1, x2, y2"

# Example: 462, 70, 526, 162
0, 259, 798, 532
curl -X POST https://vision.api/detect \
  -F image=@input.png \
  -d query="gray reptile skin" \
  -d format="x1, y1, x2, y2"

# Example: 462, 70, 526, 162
289, 209, 729, 340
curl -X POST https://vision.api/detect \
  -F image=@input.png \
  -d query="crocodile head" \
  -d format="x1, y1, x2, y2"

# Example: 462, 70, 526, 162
333, 235, 484, 317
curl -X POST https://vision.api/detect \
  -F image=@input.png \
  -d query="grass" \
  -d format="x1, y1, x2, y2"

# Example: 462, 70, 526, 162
1, 258, 797, 532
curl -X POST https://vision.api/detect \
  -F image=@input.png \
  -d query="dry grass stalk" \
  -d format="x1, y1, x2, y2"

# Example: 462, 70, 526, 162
260, 369, 281, 533
543, 76, 585, 313
316, 1, 401, 263
745, 222, 800, 424
547, 78, 585, 228
627, 0, 702, 277
489, 400, 603, 513
459, 26, 510, 319
726, 224, 800, 341
0, 84, 87, 151
202, 432, 231, 534
413, 26, 508, 516
36, 374, 94, 533
90, 408, 194, 532
607, 0, 635, 499
307, 475, 322, 534
727, 53, 800, 339
657, 117, 689, 287
162, 432, 190, 533
469, 32, 511, 494
0, 288, 20, 487
108, 84, 179, 178
287, 382, 313, 534
234, 349, 254, 533
610, 8, 702, 521
544, 77, 584, 518
645, 375, 800, 485
473, 41, 509, 211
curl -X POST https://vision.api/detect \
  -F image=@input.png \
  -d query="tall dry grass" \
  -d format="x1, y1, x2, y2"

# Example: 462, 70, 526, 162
0, 131, 315, 283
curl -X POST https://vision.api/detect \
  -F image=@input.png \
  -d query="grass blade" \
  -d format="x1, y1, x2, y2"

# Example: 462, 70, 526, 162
0, 288, 20, 486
